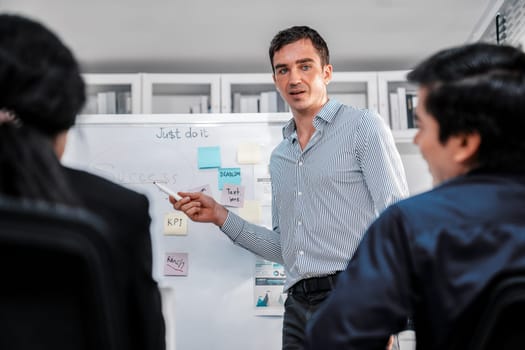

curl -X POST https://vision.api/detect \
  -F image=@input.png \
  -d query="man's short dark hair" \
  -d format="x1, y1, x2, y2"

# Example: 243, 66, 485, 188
269, 26, 330, 73
407, 43, 525, 171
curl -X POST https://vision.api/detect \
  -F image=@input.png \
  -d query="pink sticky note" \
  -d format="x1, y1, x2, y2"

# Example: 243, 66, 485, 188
221, 184, 245, 208
188, 184, 212, 196
164, 252, 188, 276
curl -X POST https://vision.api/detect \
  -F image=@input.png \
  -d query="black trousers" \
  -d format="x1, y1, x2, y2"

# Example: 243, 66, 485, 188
282, 290, 332, 350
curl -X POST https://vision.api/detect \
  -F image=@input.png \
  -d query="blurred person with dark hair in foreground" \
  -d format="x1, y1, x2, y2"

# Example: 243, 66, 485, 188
0, 13, 165, 350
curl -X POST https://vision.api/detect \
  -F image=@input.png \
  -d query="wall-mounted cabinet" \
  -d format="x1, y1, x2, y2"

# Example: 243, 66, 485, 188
329, 71, 379, 111
141, 74, 221, 114
377, 70, 418, 131
81, 74, 141, 115
81, 71, 418, 131
219, 72, 379, 115
220, 73, 286, 113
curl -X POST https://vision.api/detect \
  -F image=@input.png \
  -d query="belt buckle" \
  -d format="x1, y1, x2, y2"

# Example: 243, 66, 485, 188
301, 278, 312, 294
290, 278, 309, 295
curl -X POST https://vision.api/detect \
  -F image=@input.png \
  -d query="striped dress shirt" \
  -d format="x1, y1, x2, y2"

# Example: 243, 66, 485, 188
221, 99, 409, 290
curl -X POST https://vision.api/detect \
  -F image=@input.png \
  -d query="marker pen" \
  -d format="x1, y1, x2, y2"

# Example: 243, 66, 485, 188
153, 181, 183, 201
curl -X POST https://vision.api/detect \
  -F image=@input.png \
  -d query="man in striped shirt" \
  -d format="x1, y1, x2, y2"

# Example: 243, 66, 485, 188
171, 25, 409, 349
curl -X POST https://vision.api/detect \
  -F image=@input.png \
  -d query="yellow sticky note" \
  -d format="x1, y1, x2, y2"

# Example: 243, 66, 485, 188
164, 212, 188, 235
237, 142, 261, 164
238, 200, 261, 223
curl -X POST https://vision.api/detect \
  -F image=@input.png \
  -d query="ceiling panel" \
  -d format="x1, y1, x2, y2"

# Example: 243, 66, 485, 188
1, 0, 499, 73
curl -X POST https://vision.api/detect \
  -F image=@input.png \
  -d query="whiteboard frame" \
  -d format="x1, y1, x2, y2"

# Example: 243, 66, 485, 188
75, 113, 292, 125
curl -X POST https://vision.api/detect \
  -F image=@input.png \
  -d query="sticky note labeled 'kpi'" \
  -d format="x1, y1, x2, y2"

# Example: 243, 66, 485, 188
198, 146, 221, 169
164, 212, 188, 235
164, 252, 188, 276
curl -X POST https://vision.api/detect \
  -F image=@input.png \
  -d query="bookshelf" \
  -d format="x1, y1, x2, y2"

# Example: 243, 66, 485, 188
377, 70, 418, 131
220, 73, 285, 113
81, 74, 141, 114
81, 71, 415, 131
141, 74, 221, 114
220, 72, 378, 114
329, 71, 379, 119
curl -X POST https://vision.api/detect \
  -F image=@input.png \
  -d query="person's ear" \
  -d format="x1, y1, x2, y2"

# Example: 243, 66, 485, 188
453, 132, 481, 164
323, 64, 333, 85
52, 130, 69, 160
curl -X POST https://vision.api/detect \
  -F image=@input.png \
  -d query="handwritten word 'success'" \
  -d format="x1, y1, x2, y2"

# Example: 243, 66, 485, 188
92, 163, 178, 185
156, 127, 210, 140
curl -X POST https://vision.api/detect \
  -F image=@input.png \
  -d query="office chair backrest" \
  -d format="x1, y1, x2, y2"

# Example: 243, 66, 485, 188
0, 197, 122, 350
465, 274, 525, 350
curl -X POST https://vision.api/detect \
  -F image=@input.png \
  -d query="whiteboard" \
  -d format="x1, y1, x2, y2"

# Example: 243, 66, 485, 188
63, 114, 289, 350
62, 113, 432, 350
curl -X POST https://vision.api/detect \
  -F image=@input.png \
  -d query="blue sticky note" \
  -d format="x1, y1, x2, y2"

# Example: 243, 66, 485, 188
218, 167, 241, 190
198, 146, 221, 169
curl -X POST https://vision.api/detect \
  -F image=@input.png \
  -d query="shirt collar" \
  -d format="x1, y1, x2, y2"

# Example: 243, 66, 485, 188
282, 99, 342, 139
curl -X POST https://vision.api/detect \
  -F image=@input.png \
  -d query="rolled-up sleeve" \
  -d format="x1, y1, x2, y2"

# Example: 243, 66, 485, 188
221, 211, 283, 264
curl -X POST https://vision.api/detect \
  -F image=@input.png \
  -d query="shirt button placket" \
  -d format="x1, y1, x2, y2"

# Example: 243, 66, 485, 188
296, 156, 305, 267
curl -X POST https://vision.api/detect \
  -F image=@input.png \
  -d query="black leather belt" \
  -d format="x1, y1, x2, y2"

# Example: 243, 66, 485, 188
289, 272, 341, 295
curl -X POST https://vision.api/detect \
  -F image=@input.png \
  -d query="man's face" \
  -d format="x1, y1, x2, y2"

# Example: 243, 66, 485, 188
413, 87, 466, 186
272, 38, 332, 116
